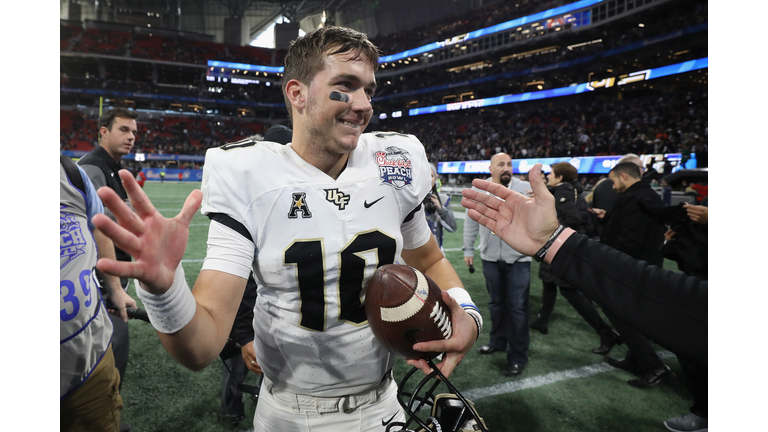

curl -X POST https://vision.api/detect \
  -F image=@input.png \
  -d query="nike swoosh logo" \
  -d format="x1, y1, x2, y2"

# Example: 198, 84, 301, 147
364, 196, 385, 208
381, 412, 398, 426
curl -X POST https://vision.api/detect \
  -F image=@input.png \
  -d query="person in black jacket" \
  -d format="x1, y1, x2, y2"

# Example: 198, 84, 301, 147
530, 162, 621, 356
589, 154, 644, 238
590, 162, 672, 388
573, 180, 597, 239
217, 274, 260, 425
459, 163, 707, 432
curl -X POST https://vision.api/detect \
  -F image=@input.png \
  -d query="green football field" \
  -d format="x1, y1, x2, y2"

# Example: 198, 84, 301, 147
119, 181, 692, 432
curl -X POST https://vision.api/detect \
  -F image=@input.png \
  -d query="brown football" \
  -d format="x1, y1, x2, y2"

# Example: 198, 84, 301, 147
365, 264, 453, 360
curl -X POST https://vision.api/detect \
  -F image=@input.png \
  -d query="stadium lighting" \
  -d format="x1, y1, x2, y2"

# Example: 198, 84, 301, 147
408, 57, 708, 117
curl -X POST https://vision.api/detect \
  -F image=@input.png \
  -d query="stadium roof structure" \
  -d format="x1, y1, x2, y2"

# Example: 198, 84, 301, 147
90, 0, 383, 40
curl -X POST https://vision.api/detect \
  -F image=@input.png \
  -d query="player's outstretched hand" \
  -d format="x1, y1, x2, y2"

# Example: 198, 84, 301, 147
92, 169, 203, 294
461, 163, 560, 256
407, 291, 477, 378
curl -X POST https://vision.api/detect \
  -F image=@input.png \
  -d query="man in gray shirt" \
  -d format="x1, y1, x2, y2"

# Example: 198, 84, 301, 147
463, 153, 532, 377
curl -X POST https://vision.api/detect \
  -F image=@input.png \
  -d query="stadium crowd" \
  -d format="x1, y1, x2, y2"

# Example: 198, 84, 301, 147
399, 87, 707, 165
60, 109, 271, 158
61, 84, 707, 167
376, 1, 707, 101
369, 0, 569, 55
61, 25, 278, 66
60, 1, 572, 66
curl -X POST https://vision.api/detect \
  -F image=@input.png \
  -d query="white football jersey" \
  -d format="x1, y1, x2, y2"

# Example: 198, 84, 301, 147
201, 132, 432, 396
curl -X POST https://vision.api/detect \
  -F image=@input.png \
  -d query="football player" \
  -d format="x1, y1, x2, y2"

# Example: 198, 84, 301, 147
93, 26, 481, 432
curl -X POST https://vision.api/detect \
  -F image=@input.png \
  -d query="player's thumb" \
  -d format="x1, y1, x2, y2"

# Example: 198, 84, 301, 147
442, 290, 464, 317
178, 189, 203, 226
527, 163, 554, 205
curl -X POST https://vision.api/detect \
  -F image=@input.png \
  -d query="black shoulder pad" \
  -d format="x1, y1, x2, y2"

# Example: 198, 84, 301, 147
61, 155, 85, 194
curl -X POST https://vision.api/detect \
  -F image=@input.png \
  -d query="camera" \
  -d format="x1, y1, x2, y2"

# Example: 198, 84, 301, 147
423, 192, 438, 215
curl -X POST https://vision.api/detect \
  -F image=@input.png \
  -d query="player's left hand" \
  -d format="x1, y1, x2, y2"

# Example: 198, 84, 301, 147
407, 291, 477, 378
106, 288, 137, 323
93, 169, 202, 294
241, 341, 263, 374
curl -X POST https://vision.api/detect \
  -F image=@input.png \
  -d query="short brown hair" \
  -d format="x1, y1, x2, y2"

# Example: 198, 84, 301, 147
98, 108, 138, 134
281, 26, 380, 121
551, 162, 578, 183
610, 162, 642, 179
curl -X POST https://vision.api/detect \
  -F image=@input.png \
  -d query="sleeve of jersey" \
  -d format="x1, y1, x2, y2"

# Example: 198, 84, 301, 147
400, 134, 432, 250
199, 149, 256, 279
401, 206, 431, 250
202, 221, 254, 279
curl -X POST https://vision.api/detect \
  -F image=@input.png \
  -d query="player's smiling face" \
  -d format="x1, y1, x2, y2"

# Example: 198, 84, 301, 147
304, 51, 376, 154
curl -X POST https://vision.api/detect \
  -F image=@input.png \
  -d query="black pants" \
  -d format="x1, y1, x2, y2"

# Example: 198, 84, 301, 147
221, 355, 248, 416
538, 282, 613, 336
605, 310, 663, 372
101, 276, 131, 393
679, 356, 707, 417
108, 313, 130, 393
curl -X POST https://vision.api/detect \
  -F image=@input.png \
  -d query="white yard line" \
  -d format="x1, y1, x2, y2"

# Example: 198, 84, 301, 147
463, 350, 676, 401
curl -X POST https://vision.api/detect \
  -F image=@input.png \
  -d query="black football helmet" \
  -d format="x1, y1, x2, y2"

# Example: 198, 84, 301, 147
385, 359, 489, 432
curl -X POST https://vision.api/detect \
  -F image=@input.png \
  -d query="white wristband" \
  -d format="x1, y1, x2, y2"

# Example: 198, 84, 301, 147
464, 308, 483, 341
446, 287, 483, 339
136, 264, 196, 334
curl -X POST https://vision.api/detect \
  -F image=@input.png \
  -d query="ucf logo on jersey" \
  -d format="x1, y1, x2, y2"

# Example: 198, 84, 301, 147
324, 188, 350, 210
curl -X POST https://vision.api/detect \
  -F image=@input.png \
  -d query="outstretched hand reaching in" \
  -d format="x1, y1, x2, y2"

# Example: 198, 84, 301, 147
92, 170, 203, 294
461, 163, 560, 255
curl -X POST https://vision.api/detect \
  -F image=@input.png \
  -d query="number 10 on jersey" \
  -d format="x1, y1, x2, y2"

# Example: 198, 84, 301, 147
284, 229, 396, 332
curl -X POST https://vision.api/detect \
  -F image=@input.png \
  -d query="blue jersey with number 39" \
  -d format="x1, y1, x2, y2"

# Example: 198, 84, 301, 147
60, 163, 112, 399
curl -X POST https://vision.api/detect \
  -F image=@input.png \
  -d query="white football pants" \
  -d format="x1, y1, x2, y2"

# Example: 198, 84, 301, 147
253, 375, 405, 432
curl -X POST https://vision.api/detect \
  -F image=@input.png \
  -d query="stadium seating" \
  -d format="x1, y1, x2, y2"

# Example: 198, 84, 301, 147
60, 109, 269, 157
60, 0, 707, 171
